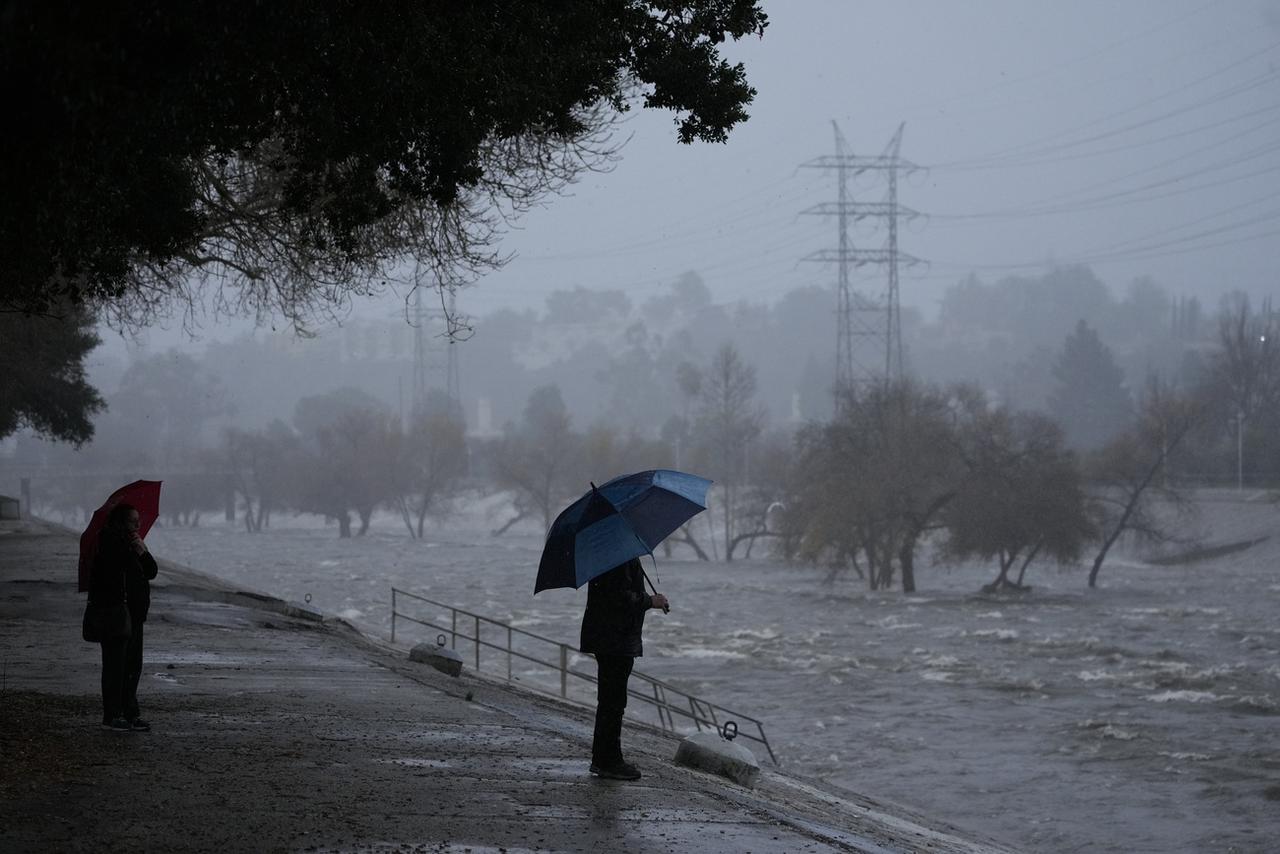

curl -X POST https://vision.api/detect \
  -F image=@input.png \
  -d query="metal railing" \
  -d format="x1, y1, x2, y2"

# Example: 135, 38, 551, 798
390, 586, 776, 764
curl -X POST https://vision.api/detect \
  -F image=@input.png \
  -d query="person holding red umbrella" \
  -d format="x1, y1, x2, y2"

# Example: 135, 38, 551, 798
88, 503, 158, 732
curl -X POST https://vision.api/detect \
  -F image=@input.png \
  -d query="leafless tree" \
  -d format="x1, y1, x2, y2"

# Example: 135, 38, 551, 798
689, 344, 764, 562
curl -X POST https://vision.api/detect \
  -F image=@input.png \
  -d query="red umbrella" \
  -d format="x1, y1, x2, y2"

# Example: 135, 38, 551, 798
78, 480, 162, 593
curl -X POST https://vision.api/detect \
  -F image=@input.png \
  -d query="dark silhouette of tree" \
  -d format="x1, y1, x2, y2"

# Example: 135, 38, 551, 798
3, 2, 767, 328
0, 306, 103, 444
1048, 319, 1133, 450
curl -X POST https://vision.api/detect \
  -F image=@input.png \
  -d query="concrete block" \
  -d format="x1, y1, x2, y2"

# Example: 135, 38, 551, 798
283, 601, 324, 622
674, 730, 760, 789
410, 642, 463, 677
0, 496, 19, 520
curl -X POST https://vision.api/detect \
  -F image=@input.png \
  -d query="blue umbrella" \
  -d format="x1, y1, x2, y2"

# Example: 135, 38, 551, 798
534, 469, 712, 594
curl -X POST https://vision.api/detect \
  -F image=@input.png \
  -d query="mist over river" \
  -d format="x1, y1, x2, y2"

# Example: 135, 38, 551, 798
146, 493, 1280, 853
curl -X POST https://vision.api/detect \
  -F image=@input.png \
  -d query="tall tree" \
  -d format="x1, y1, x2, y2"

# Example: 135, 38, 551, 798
1048, 319, 1133, 450
690, 344, 764, 562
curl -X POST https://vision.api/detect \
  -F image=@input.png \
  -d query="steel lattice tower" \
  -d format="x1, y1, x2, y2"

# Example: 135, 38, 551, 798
802, 122, 920, 400
410, 267, 463, 419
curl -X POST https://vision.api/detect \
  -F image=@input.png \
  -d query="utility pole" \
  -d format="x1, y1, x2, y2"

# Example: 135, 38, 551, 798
410, 264, 463, 420
801, 122, 920, 402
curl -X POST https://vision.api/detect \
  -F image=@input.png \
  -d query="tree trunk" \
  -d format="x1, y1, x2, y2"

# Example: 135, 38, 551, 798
899, 539, 916, 594
983, 552, 1016, 592
491, 511, 528, 537
415, 500, 429, 539
1090, 412, 1198, 587
356, 508, 372, 536
337, 513, 352, 538
723, 483, 733, 563
1014, 540, 1043, 587
242, 496, 259, 533
396, 498, 417, 539
1088, 527, 1126, 588
728, 530, 777, 561
670, 526, 711, 561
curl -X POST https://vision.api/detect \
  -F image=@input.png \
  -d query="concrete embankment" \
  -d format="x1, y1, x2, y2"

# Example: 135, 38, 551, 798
0, 518, 1015, 853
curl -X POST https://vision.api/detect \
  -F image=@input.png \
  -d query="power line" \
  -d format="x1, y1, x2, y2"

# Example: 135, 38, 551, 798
930, 136, 1280, 222
932, 41, 1280, 171
899, 0, 1229, 122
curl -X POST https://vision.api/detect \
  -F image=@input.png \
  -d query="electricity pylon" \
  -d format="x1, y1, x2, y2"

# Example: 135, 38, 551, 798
410, 267, 462, 419
801, 122, 921, 401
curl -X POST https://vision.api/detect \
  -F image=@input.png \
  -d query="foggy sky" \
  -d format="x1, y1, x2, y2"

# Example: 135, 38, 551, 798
108, 0, 1280, 356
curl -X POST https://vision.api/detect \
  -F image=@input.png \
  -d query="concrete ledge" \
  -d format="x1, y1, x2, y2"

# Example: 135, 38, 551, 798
409, 641, 464, 676
674, 730, 761, 789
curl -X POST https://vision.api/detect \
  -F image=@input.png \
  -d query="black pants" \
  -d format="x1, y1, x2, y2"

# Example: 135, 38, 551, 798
99, 620, 144, 723
592, 654, 634, 767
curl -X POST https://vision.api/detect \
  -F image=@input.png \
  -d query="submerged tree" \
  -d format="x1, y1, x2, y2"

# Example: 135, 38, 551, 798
688, 344, 765, 562
945, 400, 1091, 592
292, 388, 397, 537
391, 393, 469, 540
492, 385, 580, 534
1085, 379, 1201, 588
787, 380, 959, 592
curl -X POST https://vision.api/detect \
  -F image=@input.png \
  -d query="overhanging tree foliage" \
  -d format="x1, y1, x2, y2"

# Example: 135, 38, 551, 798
2, 2, 768, 330
0, 307, 104, 445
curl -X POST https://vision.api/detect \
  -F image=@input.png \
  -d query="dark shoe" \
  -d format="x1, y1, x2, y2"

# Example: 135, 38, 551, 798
590, 761, 641, 781
129, 718, 151, 732
101, 717, 131, 732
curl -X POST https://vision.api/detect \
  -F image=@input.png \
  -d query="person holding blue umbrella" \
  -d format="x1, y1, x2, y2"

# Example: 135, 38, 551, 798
579, 557, 669, 780
535, 469, 711, 781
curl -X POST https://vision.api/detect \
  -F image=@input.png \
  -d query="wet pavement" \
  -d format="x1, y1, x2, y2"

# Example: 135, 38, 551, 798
0, 518, 1014, 853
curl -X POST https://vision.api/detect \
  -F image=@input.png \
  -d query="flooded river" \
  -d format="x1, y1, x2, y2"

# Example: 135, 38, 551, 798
147, 494, 1280, 852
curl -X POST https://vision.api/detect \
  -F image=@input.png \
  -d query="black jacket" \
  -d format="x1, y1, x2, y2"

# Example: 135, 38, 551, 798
579, 558, 653, 657
88, 529, 159, 622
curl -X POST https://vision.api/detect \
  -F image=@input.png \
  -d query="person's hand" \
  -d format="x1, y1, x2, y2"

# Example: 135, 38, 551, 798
130, 533, 147, 555
651, 593, 670, 613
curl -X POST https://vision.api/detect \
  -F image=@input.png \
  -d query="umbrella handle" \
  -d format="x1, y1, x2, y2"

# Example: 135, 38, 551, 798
640, 566, 669, 614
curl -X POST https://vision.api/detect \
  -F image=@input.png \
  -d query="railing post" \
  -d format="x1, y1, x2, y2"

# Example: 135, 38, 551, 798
451, 609, 457, 649
559, 644, 568, 698
391, 589, 397, 644
474, 614, 481, 671
507, 625, 513, 682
